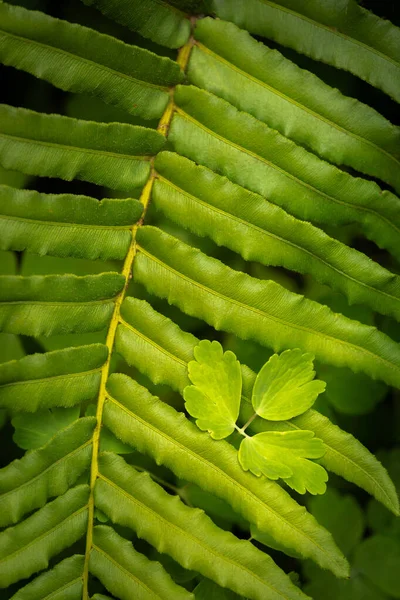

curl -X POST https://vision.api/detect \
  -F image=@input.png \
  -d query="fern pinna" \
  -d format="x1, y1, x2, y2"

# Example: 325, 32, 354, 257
0, 0, 399, 598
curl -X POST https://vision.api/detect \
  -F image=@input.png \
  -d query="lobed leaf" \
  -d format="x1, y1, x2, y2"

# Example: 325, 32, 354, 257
252, 350, 325, 421
134, 226, 400, 389
0, 104, 165, 191
0, 273, 124, 336
154, 152, 400, 315
0, 485, 89, 588
115, 297, 399, 514
0, 3, 183, 121
90, 525, 193, 600
238, 431, 328, 495
9, 555, 84, 600
0, 417, 95, 527
169, 86, 400, 260
190, 17, 400, 192
0, 344, 108, 412
96, 452, 309, 599
0, 185, 142, 260
184, 339, 242, 439
209, 0, 400, 102
81, 0, 191, 49
104, 374, 348, 576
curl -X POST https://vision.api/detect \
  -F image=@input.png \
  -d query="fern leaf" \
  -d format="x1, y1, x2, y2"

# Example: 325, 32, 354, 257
103, 374, 348, 576
0, 105, 165, 191
90, 525, 194, 600
210, 0, 400, 102
190, 17, 400, 192
169, 86, 400, 258
134, 226, 400, 388
116, 297, 399, 514
0, 485, 89, 588
154, 152, 400, 315
0, 417, 96, 527
96, 452, 312, 598
0, 344, 107, 411
81, 0, 191, 49
0, 3, 183, 120
9, 554, 84, 600
0, 273, 124, 336
0, 185, 143, 260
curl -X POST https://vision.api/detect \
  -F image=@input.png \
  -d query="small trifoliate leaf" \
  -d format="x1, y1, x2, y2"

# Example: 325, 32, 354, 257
12, 406, 80, 449
252, 349, 326, 420
183, 340, 242, 439
238, 430, 328, 495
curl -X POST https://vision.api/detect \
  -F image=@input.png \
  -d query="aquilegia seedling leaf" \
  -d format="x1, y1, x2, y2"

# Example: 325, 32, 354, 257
183, 340, 242, 439
252, 349, 326, 420
238, 430, 328, 495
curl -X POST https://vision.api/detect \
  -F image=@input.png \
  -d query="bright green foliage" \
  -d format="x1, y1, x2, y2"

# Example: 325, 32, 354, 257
90, 525, 193, 600
135, 226, 400, 388
190, 18, 400, 192
81, 0, 191, 48
116, 298, 399, 515
0, 185, 143, 260
0, 417, 95, 527
0, 344, 108, 411
0, 3, 183, 120
239, 431, 327, 494
170, 86, 400, 260
12, 406, 80, 449
184, 340, 242, 439
210, 0, 400, 102
0, 273, 124, 336
96, 452, 308, 600
0, 105, 165, 191
154, 152, 400, 313
9, 555, 84, 600
104, 374, 348, 576
0, 485, 89, 587
252, 350, 325, 420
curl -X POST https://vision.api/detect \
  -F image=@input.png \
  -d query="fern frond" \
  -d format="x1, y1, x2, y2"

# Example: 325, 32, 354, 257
154, 152, 400, 318
190, 17, 400, 192
81, 0, 191, 49
96, 452, 313, 598
134, 226, 400, 387
210, 0, 400, 102
0, 105, 165, 190
90, 525, 194, 600
0, 344, 107, 411
0, 417, 96, 527
0, 3, 183, 120
104, 374, 348, 576
169, 86, 400, 259
0, 185, 143, 260
0, 485, 89, 588
116, 297, 399, 515
0, 273, 124, 336
9, 554, 84, 600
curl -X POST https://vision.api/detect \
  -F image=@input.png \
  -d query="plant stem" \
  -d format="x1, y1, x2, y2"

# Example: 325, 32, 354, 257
235, 412, 258, 437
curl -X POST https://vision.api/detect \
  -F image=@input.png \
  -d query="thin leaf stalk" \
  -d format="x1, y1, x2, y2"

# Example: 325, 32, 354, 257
81, 31, 196, 599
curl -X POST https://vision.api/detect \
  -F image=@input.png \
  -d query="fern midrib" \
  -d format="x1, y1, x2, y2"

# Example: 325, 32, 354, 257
105, 392, 336, 568
174, 108, 400, 237
157, 175, 400, 305
81, 34, 195, 599
98, 471, 292, 600
256, 0, 400, 67
136, 245, 400, 376
92, 543, 163, 600
0, 29, 169, 91
194, 41, 400, 168
0, 214, 132, 230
